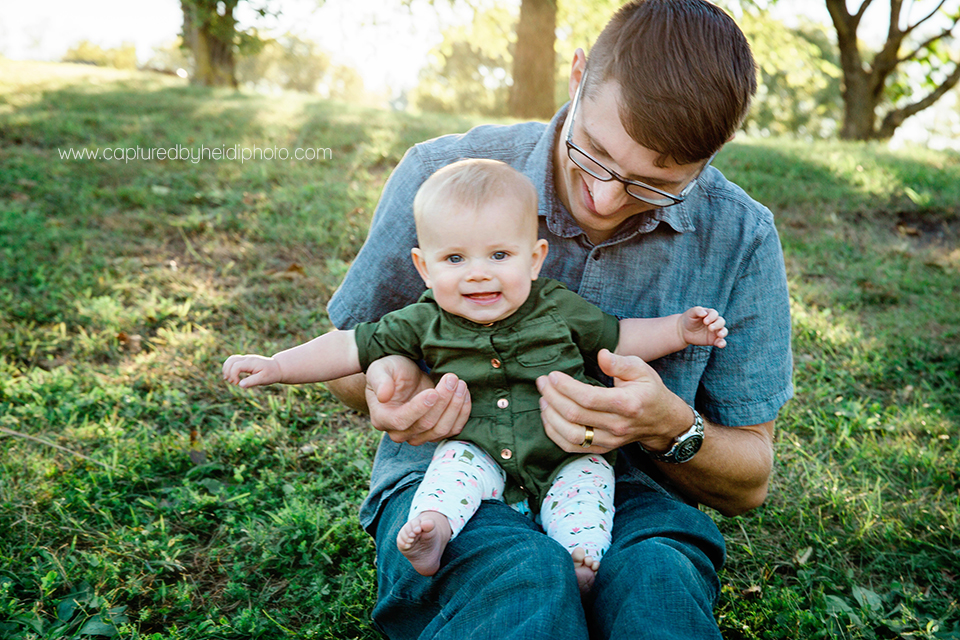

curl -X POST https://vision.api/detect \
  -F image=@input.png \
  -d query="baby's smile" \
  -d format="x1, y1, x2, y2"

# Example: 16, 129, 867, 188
463, 291, 502, 305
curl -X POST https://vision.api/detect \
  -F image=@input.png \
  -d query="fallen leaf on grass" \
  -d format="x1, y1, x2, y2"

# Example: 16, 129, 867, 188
117, 332, 143, 353
243, 191, 267, 205
189, 427, 207, 465
741, 585, 762, 599
267, 263, 306, 279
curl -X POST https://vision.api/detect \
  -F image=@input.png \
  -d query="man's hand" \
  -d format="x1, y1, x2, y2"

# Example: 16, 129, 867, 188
536, 349, 688, 454
537, 348, 775, 515
365, 355, 471, 446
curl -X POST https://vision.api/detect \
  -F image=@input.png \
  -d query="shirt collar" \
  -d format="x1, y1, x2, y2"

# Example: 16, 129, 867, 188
525, 103, 696, 245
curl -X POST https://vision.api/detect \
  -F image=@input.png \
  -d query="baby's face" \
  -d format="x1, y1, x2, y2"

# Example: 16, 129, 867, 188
412, 198, 547, 325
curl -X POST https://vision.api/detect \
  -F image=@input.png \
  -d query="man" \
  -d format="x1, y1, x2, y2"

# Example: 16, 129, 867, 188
326, 1, 793, 637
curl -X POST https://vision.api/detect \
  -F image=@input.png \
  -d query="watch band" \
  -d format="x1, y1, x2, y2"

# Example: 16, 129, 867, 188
639, 405, 704, 464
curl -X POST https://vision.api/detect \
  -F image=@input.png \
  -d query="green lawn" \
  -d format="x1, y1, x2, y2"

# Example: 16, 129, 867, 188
1, 60, 958, 639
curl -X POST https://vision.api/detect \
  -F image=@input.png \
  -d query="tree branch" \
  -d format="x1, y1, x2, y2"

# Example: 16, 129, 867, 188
902, 0, 949, 37
887, 0, 905, 39
856, 0, 878, 24
879, 58, 960, 136
899, 21, 960, 65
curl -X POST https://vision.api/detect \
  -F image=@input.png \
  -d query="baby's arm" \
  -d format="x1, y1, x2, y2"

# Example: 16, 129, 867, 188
616, 307, 727, 361
222, 330, 361, 389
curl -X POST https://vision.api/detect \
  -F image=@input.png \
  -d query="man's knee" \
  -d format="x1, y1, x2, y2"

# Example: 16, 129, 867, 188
598, 536, 720, 604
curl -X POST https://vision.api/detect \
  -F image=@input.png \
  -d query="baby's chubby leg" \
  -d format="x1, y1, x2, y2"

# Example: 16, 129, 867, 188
399, 440, 506, 576
540, 454, 616, 593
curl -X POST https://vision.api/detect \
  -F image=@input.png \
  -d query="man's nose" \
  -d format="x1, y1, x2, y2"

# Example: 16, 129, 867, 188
589, 179, 630, 214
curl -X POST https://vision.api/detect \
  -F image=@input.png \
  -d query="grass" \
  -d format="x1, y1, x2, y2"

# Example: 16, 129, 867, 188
1, 59, 958, 639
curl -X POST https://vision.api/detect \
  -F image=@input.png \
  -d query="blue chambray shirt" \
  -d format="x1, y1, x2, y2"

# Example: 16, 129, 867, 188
327, 106, 793, 530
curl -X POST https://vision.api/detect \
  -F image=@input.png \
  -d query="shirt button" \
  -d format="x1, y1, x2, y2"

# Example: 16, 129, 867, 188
491, 358, 501, 368
500, 449, 513, 460
497, 398, 509, 409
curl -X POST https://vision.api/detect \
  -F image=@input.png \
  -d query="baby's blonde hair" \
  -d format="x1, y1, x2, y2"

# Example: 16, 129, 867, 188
413, 159, 539, 239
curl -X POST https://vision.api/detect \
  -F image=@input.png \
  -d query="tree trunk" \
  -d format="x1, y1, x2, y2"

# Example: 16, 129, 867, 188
509, 0, 557, 120
181, 0, 238, 88
838, 71, 881, 140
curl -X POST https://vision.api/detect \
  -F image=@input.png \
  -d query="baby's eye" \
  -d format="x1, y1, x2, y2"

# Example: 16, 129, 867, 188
491, 251, 509, 261
446, 254, 464, 264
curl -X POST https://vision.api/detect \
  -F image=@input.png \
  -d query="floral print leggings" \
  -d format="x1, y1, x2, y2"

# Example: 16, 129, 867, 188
409, 439, 615, 561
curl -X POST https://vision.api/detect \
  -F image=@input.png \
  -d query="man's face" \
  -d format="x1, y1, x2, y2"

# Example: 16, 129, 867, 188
411, 197, 548, 325
554, 76, 708, 245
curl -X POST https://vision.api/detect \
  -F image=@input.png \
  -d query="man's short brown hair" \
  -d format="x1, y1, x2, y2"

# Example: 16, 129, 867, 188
586, 0, 757, 167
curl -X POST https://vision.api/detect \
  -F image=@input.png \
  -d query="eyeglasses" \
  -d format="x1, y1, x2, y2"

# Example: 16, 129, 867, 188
564, 70, 716, 208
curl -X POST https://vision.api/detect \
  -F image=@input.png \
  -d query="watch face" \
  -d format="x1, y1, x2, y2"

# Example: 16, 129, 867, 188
673, 435, 703, 463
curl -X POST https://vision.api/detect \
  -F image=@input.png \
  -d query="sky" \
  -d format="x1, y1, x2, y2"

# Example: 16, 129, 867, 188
0, 0, 453, 94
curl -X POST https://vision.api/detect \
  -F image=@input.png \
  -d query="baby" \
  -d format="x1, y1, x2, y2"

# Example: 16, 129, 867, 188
222, 159, 727, 592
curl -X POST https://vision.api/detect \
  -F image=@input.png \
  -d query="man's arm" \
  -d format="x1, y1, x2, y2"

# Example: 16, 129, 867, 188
537, 349, 773, 516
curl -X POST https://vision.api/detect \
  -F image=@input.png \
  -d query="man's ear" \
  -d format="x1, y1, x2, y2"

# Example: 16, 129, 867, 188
568, 48, 586, 101
410, 248, 433, 289
530, 239, 549, 280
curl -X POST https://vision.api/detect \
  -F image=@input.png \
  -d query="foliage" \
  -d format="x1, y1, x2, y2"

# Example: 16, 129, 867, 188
1, 59, 959, 638
409, 0, 620, 117
409, 2, 516, 116
62, 41, 138, 70
740, 13, 843, 139
144, 38, 194, 76
237, 33, 332, 93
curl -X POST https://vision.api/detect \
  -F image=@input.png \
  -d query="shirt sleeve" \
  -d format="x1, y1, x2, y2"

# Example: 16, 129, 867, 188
697, 219, 794, 427
353, 304, 433, 372
326, 146, 432, 330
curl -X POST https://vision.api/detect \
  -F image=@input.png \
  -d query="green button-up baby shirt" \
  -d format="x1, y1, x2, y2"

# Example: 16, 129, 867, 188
354, 277, 620, 508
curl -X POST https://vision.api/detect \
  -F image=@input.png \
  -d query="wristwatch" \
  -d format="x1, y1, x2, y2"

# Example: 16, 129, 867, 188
639, 406, 704, 464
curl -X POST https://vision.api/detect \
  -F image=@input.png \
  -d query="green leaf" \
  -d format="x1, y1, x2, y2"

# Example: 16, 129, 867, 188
56, 597, 79, 622
851, 585, 883, 612
78, 617, 118, 637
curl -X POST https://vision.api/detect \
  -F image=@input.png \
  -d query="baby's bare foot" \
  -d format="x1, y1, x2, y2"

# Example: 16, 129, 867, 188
571, 547, 600, 594
397, 511, 453, 576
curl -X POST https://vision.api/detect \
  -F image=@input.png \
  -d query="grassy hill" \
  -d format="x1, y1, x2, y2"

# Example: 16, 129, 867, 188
1, 60, 958, 639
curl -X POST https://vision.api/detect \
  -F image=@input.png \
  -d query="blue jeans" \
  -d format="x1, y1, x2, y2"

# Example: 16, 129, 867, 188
370, 473, 726, 639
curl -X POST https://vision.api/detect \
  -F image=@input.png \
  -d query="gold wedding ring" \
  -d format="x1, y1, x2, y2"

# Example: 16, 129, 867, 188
580, 426, 594, 448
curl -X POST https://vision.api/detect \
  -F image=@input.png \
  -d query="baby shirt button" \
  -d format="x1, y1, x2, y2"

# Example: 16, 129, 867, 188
500, 449, 513, 460
491, 358, 501, 368
497, 398, 509, 409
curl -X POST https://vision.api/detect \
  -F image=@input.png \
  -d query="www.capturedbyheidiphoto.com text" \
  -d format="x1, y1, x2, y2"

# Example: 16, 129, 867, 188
58, 144, 333, 163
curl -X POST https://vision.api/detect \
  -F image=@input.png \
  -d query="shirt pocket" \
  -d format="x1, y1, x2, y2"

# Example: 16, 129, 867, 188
509, 316, 570, 368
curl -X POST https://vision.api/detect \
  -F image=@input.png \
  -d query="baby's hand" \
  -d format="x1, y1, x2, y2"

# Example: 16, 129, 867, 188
679, 307, 727, 348
222, 354, 283, 388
